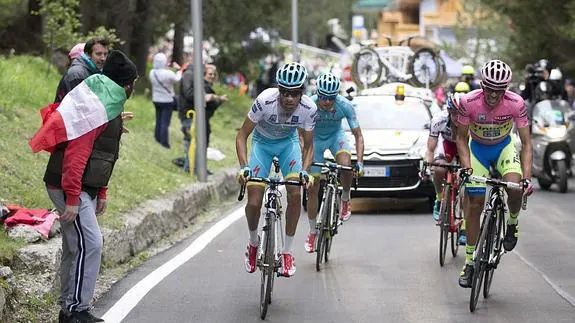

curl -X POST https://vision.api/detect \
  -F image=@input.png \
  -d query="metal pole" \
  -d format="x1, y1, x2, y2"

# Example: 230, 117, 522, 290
192, 0, 207, 182
291, 0, 298, 62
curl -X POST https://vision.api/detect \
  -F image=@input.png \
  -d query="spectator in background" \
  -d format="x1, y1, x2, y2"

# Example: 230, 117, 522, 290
54, 38, 110, 103
149, 52, 182, 148
565, 79, 575, 107
177, 64, 227, 174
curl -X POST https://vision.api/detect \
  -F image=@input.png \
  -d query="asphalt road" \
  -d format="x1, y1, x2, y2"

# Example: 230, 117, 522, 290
95, 180, 575, 323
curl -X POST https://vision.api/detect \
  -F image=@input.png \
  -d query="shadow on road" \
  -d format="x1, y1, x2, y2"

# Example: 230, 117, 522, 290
352, 197, 431, 215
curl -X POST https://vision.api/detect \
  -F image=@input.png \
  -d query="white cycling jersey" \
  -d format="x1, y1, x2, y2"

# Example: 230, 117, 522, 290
429, 110, 455, 142
248, 88, 318, 142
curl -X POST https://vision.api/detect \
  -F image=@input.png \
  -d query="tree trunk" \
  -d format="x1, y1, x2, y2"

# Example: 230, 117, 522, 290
130, 0, 153, 89
28, 0, 42, 33
172, 21, 185, 65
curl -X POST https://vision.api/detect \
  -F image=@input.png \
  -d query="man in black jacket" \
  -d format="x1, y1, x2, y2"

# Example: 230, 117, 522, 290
54, 38, 110, 103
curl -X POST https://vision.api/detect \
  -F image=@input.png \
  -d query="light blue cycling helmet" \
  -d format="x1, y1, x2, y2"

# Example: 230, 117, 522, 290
317, 73, 340, 96
276, 62, 308, 89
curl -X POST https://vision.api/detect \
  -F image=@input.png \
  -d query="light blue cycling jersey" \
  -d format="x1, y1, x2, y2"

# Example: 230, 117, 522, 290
311, 94, 360, 140
248, 88, 318, 143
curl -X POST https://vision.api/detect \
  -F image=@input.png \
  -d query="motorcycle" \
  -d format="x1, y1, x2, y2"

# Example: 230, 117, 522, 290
530, 99, 575, 193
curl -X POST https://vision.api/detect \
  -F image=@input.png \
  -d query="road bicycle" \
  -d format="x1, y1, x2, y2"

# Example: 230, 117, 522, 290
460, 168, 528, 312
423, 162, 465, 267
312, 161, 357, 272
238, 157, 306, 319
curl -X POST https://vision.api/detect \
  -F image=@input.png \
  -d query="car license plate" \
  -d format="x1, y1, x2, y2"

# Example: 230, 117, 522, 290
364, 166, 389, 177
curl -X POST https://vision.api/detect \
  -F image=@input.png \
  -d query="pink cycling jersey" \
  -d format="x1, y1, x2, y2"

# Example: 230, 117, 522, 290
456, 89, 529, 145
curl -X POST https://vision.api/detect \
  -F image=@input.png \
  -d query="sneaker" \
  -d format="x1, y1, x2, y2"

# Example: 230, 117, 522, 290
244, 240, 258, 273
458, 263, 474, 288
339, 200, 351, 222
279, 253, 296, 277
433, 199, 441, 221
458, 230, 467, 245
69, 310, 104, 322
304, 232, 317, 253
503, 223, 519, 251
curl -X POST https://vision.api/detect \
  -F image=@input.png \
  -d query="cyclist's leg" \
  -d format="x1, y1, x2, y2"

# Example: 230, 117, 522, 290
460, 140, 490, 287
498, 137, 523, 251
329, 131, 353, 221
246, 140, 272, 239
278, 139, 303, 251
431, 137, 449, 220
307, 138, 329, 228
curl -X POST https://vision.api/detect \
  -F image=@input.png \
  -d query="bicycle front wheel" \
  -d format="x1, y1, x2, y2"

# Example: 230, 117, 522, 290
260, 216, 275, 319
484, 206, 504, 298
451, 186, 463, 257
439, 185, 451, 267
470, 215, 493, 312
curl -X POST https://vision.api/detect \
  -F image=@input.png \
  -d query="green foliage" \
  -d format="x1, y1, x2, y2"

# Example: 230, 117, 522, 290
438, 0, 510, 67
482, 0, 575, 76
83, 26, 124, 47
0, 55, 250, 230
34, 0, 82, 51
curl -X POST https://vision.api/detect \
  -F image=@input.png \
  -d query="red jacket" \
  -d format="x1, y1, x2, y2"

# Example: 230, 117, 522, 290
48, 124, 109, 206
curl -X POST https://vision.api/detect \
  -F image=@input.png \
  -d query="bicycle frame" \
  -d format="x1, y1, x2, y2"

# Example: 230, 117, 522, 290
259, 182, 284, 274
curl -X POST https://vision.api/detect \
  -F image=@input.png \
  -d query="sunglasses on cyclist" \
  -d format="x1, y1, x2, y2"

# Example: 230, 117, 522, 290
279, 87, 304, 98
318, 93, 337, 101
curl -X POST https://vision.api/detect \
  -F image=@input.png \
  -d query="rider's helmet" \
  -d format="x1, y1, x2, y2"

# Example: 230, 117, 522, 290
461, 65, 475, 76
446, 92, 463, 113
454, 81, 471, 93
276, 62, 308, 89
316, 73, 341, 96
480, 60, 513, 91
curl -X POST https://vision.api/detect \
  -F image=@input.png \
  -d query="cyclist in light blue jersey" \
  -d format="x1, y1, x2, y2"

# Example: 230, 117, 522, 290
236, 62, 317, 277
303, 73, 365, 253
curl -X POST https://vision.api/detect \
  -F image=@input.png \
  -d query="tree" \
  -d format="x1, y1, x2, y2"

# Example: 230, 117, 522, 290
438, 0, 510, 67
482, 0, 575, 77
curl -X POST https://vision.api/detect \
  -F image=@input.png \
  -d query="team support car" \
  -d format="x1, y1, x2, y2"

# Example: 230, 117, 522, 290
325, 83, 435, 203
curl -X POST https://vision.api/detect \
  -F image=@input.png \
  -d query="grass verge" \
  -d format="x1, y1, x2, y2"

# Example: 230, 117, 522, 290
0, 55, 251, 263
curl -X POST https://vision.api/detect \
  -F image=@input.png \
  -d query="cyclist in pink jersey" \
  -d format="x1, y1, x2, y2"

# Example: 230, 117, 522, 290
454, 60, 534, 288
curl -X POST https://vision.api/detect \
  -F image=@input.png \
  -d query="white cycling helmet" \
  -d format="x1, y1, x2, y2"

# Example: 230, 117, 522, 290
480, 60, 512, 91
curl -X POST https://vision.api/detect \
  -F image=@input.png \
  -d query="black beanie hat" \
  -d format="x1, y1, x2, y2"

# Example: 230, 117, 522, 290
103, 50, 138, 87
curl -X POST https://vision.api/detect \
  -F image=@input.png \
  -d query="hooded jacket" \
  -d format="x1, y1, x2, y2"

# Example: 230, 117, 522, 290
149, 53, 182, 103
54, 53, 100, 103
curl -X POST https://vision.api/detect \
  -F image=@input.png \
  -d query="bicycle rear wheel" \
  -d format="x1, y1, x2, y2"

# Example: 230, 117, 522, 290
260, 216, 275, 319
439, 185, 450, 267
484, 206, 504, 298
470, 215, 492, 312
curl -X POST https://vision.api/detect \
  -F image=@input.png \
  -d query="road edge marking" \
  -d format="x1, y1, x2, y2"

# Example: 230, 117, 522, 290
514, 250, 575, 308
101, 205, 245, 322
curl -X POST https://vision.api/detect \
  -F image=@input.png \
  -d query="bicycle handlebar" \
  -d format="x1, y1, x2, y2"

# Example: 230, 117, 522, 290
312, 161, 359, 190
422, 162, 462, 171
238, 177, 305, 202
461, 172, 529, 210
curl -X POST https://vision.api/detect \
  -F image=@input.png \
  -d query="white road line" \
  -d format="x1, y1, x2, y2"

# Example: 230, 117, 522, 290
514, 250, 575, 308
101, 205, 245, 323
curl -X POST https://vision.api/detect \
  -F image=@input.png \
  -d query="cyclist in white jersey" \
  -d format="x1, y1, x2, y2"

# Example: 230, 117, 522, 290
236, 62, 317, 277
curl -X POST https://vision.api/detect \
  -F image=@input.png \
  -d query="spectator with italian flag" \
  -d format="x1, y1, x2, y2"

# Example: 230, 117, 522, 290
28, 50, 138, 323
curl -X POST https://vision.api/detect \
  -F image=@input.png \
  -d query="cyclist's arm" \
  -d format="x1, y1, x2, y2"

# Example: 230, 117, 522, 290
455, 124, 471, 169
235, 117, 256, 167
517, 126, 532, 179
350, 127, 364, 164
425, 136, 438, 164
301, 130, 314, 171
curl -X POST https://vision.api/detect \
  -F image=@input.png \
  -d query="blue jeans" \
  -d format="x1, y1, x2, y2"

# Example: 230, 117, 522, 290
154, 101, 175, 147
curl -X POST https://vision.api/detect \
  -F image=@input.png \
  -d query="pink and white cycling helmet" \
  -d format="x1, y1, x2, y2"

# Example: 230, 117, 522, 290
480, 59, 512, 91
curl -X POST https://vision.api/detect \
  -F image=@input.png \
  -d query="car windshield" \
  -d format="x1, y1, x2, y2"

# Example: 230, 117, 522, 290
343, 96, 430, 130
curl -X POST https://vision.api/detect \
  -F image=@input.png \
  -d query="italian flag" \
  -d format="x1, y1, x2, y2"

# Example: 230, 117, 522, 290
29, 74, 127, 153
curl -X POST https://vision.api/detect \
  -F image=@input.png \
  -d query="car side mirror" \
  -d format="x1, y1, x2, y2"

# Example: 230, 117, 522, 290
424, 123, 430, 130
